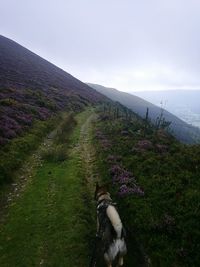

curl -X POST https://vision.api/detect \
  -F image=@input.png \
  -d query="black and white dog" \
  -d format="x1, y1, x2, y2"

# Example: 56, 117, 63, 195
94, 183, 127, 267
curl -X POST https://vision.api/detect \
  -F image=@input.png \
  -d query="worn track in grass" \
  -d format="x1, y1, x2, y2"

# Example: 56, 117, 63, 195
78, 113, 99, 189
0, 108, 147, 267
0, 109, 97, 267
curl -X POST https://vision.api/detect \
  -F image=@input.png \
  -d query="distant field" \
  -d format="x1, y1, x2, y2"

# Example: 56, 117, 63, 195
133, 90, 200, 129
169, 107, 200, 129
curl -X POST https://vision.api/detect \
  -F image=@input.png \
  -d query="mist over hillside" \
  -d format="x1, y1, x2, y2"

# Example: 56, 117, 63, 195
88, 83, 200, 144
133, 90, 200, 128
0, 35, 105, 145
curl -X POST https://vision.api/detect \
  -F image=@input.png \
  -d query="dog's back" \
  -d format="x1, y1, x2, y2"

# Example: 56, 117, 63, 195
97, 202, 127, 266
104, 205, 127, 264
106, 205, 122, 238
95, 183, 127, 266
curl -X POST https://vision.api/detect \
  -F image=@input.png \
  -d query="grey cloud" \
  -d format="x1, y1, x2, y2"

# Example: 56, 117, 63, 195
1, 0, 200, 91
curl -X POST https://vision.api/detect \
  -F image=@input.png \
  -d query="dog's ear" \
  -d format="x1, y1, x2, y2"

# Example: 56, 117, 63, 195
94, 182, 100, 200
105, 182, 110, 191
96, 182, 99, 190
101, 182, 110, 192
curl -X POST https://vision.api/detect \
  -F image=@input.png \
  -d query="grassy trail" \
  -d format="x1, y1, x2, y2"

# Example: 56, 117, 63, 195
0, 109, 97, 267
78, 113, 99, 190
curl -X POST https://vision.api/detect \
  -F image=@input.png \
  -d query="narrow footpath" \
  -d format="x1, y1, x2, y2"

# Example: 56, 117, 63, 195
0, 109, 96, 267
0, 108, 146, 267
78, 113, 99, 189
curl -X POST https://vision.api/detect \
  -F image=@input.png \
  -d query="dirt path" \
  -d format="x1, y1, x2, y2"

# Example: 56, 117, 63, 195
0, 109, 97, 267
78, 112, 99, 190
0, 108, 146, 267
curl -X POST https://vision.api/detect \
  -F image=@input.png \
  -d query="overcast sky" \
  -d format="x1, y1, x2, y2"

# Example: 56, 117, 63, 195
1, 0, 200, 92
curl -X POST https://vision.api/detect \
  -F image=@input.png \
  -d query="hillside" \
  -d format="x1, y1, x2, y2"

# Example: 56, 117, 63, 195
0, 35, 199, 267
0, 103, 199, 266
0, 35, 105, 146
133, 90, 200, 128
88, 83, 200, 144
93, 104, 200, 266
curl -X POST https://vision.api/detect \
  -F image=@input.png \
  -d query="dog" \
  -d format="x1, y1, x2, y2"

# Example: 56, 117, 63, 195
94, 183, 127, 267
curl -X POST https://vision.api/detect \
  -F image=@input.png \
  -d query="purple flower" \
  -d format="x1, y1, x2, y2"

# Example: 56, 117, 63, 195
121, 130, 129, 136
155, 144, 168, 153
95, 130, 111, 151
107, 155, 122, 163
136, 140, 153, 150
118, 184, 144, 197
109, 165, 123, 176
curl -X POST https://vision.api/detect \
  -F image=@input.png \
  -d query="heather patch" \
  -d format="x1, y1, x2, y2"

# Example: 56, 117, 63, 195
93, 104, 200, 267
108, 162, 144, 197
0, 80, 102, 146
0, 116, 60, 185
95, 129, 111, 151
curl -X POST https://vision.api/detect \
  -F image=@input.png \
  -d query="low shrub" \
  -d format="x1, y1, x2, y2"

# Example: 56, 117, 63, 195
54, 113, 77, 144
41, 144, 68, 163
93, 104, 200, 266
0, 116, 59, 185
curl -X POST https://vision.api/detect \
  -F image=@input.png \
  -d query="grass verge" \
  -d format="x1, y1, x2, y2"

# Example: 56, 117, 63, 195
0, 115, 61, 185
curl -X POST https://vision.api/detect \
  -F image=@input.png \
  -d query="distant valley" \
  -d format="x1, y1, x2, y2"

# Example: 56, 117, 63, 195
133, 90, 200, 128
88, 83, 200, 143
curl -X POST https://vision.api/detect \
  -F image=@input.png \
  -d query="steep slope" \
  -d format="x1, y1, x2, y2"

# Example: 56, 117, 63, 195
88, 83, 200, 144
0, 35, 105, 145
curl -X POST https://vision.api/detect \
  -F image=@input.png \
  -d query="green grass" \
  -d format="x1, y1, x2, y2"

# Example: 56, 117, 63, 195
93, 105, 200, 267
0, 109, 95, 267
0, 116, 61, 185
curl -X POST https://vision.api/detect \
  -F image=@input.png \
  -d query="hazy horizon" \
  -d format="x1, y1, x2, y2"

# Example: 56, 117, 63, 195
88, 82, 200, 93
1, 0, 200, 92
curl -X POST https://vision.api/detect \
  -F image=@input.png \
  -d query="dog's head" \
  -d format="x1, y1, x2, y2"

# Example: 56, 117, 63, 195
94, 182, 110, 201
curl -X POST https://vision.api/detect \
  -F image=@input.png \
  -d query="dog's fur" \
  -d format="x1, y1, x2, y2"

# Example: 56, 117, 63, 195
95, 183, 127, 267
